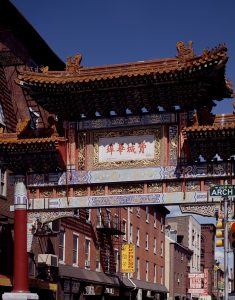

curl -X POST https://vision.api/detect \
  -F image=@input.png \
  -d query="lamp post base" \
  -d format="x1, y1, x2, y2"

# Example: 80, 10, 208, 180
2, 292, 39, 300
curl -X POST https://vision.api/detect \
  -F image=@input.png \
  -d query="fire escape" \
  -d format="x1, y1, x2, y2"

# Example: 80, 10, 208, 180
95, 208, 124, 274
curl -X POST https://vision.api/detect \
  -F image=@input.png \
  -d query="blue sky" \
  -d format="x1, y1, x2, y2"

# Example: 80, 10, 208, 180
11, 0, 235, 114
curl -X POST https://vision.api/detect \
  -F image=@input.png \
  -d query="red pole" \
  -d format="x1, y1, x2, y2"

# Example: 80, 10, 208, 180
13, 181, 29, 293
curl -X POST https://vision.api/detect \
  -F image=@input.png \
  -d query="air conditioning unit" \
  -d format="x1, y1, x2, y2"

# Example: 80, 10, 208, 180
38, 254, 58, 267
84, 286, 95, 295
85, 260, 90, 268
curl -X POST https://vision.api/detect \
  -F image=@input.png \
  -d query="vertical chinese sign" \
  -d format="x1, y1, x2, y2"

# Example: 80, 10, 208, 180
121, 243, 135, 273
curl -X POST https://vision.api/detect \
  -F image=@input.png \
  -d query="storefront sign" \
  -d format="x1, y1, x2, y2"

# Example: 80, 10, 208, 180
121, 243, 135, 273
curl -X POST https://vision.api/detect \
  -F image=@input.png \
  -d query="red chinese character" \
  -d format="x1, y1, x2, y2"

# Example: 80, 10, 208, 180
106, 144, 114, 155
138, 142, 146, 153
117, 143, 125, 154
127, 143, 136, 153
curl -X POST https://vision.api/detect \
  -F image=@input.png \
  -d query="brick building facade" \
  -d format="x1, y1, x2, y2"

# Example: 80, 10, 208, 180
201, 224, 216, 298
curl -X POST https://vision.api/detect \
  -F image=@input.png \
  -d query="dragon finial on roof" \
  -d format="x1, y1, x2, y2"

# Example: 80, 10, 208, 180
176, 41, 194, 61
66, 53, 83, 72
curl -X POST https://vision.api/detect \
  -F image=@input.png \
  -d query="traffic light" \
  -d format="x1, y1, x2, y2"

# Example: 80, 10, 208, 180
216, 219, 224, 247
229, 221, 235, 250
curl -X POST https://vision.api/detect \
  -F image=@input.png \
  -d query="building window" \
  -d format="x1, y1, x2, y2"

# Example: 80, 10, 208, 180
136, 207, 141, 217
136, 257, 140, 279
96, 208, 102, 227
0, 102, 5, 127
161, 217, 164, 232
72, 234, 79, 265
154, 264, 157, 283
146, 206, 149, 223
0, 170, 6, 197
96, 246, 100, 271
85, 209, 91, 223
161, 266, 164, 285
114, 249, 119, 273
154, 237, 157, 254
154, 208, 157, 227
59, 231, 65, 262
85, 238, 91, 269
129, 223, 133, 243
106, 209, 111, 227
123, 220, 127, 241
146, 233, 149, 250
160, 241, 163, 256
105, 246, 110, 272
136, 227, 140, 247
146, 261, 149, 281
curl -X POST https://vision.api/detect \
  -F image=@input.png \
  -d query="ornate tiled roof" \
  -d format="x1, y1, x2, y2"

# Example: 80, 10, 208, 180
16, 42, 233, 118
18, 42, 229, 85
0, 119, 66, 173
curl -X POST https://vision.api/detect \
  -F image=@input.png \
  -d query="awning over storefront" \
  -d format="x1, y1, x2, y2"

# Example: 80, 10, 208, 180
59, 264, 120, 287
0, 275, 57, 292
131, 279, 168, 293
114, 277, 168, 293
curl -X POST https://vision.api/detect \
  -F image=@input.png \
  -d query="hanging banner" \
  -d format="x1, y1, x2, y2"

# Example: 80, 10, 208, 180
121, 243, 135, 273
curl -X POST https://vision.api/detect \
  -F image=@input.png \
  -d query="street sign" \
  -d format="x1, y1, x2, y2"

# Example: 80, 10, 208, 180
210, 185, 235, 197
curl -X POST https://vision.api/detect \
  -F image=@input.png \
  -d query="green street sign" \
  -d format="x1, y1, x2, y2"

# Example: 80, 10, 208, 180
210, 185, 235, 197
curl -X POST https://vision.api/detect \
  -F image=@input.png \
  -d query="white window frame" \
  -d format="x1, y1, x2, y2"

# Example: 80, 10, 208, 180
161, 266, 164, 284
161, 217, 164, 232
96, 246, 101, 272
154, 264, 157, 283
72, 233, 79, 266
85, 208, 91, 223
137, 257, 140, 280
85, 238, 91, 269
154, 208, 157, 228
154, 237, 157, 254
114, 248, 119, 273
160, 241, 164, 257
146, 261, 149, 281
0, 169, 6, 197
145, 233, 149, 250
123, 219, 127, 241
129, 223, 133, 243
136, 227, 140, 247
136, 207, 141, 217
59, 230, 65, 263
146, 206, 149, 223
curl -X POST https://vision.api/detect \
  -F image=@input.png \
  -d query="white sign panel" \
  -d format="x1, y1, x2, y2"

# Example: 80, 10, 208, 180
188, 289, 205, 295
98, 135, 155, 162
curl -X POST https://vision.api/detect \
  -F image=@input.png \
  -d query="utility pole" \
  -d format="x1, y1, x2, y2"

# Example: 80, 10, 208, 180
224, 195, 229, 300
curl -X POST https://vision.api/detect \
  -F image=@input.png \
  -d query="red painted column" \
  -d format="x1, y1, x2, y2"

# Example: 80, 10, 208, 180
13, 181, 29, 293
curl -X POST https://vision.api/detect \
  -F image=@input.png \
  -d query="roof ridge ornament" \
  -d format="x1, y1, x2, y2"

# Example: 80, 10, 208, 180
176, 41, 194, 61
66, 53, 83, 72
